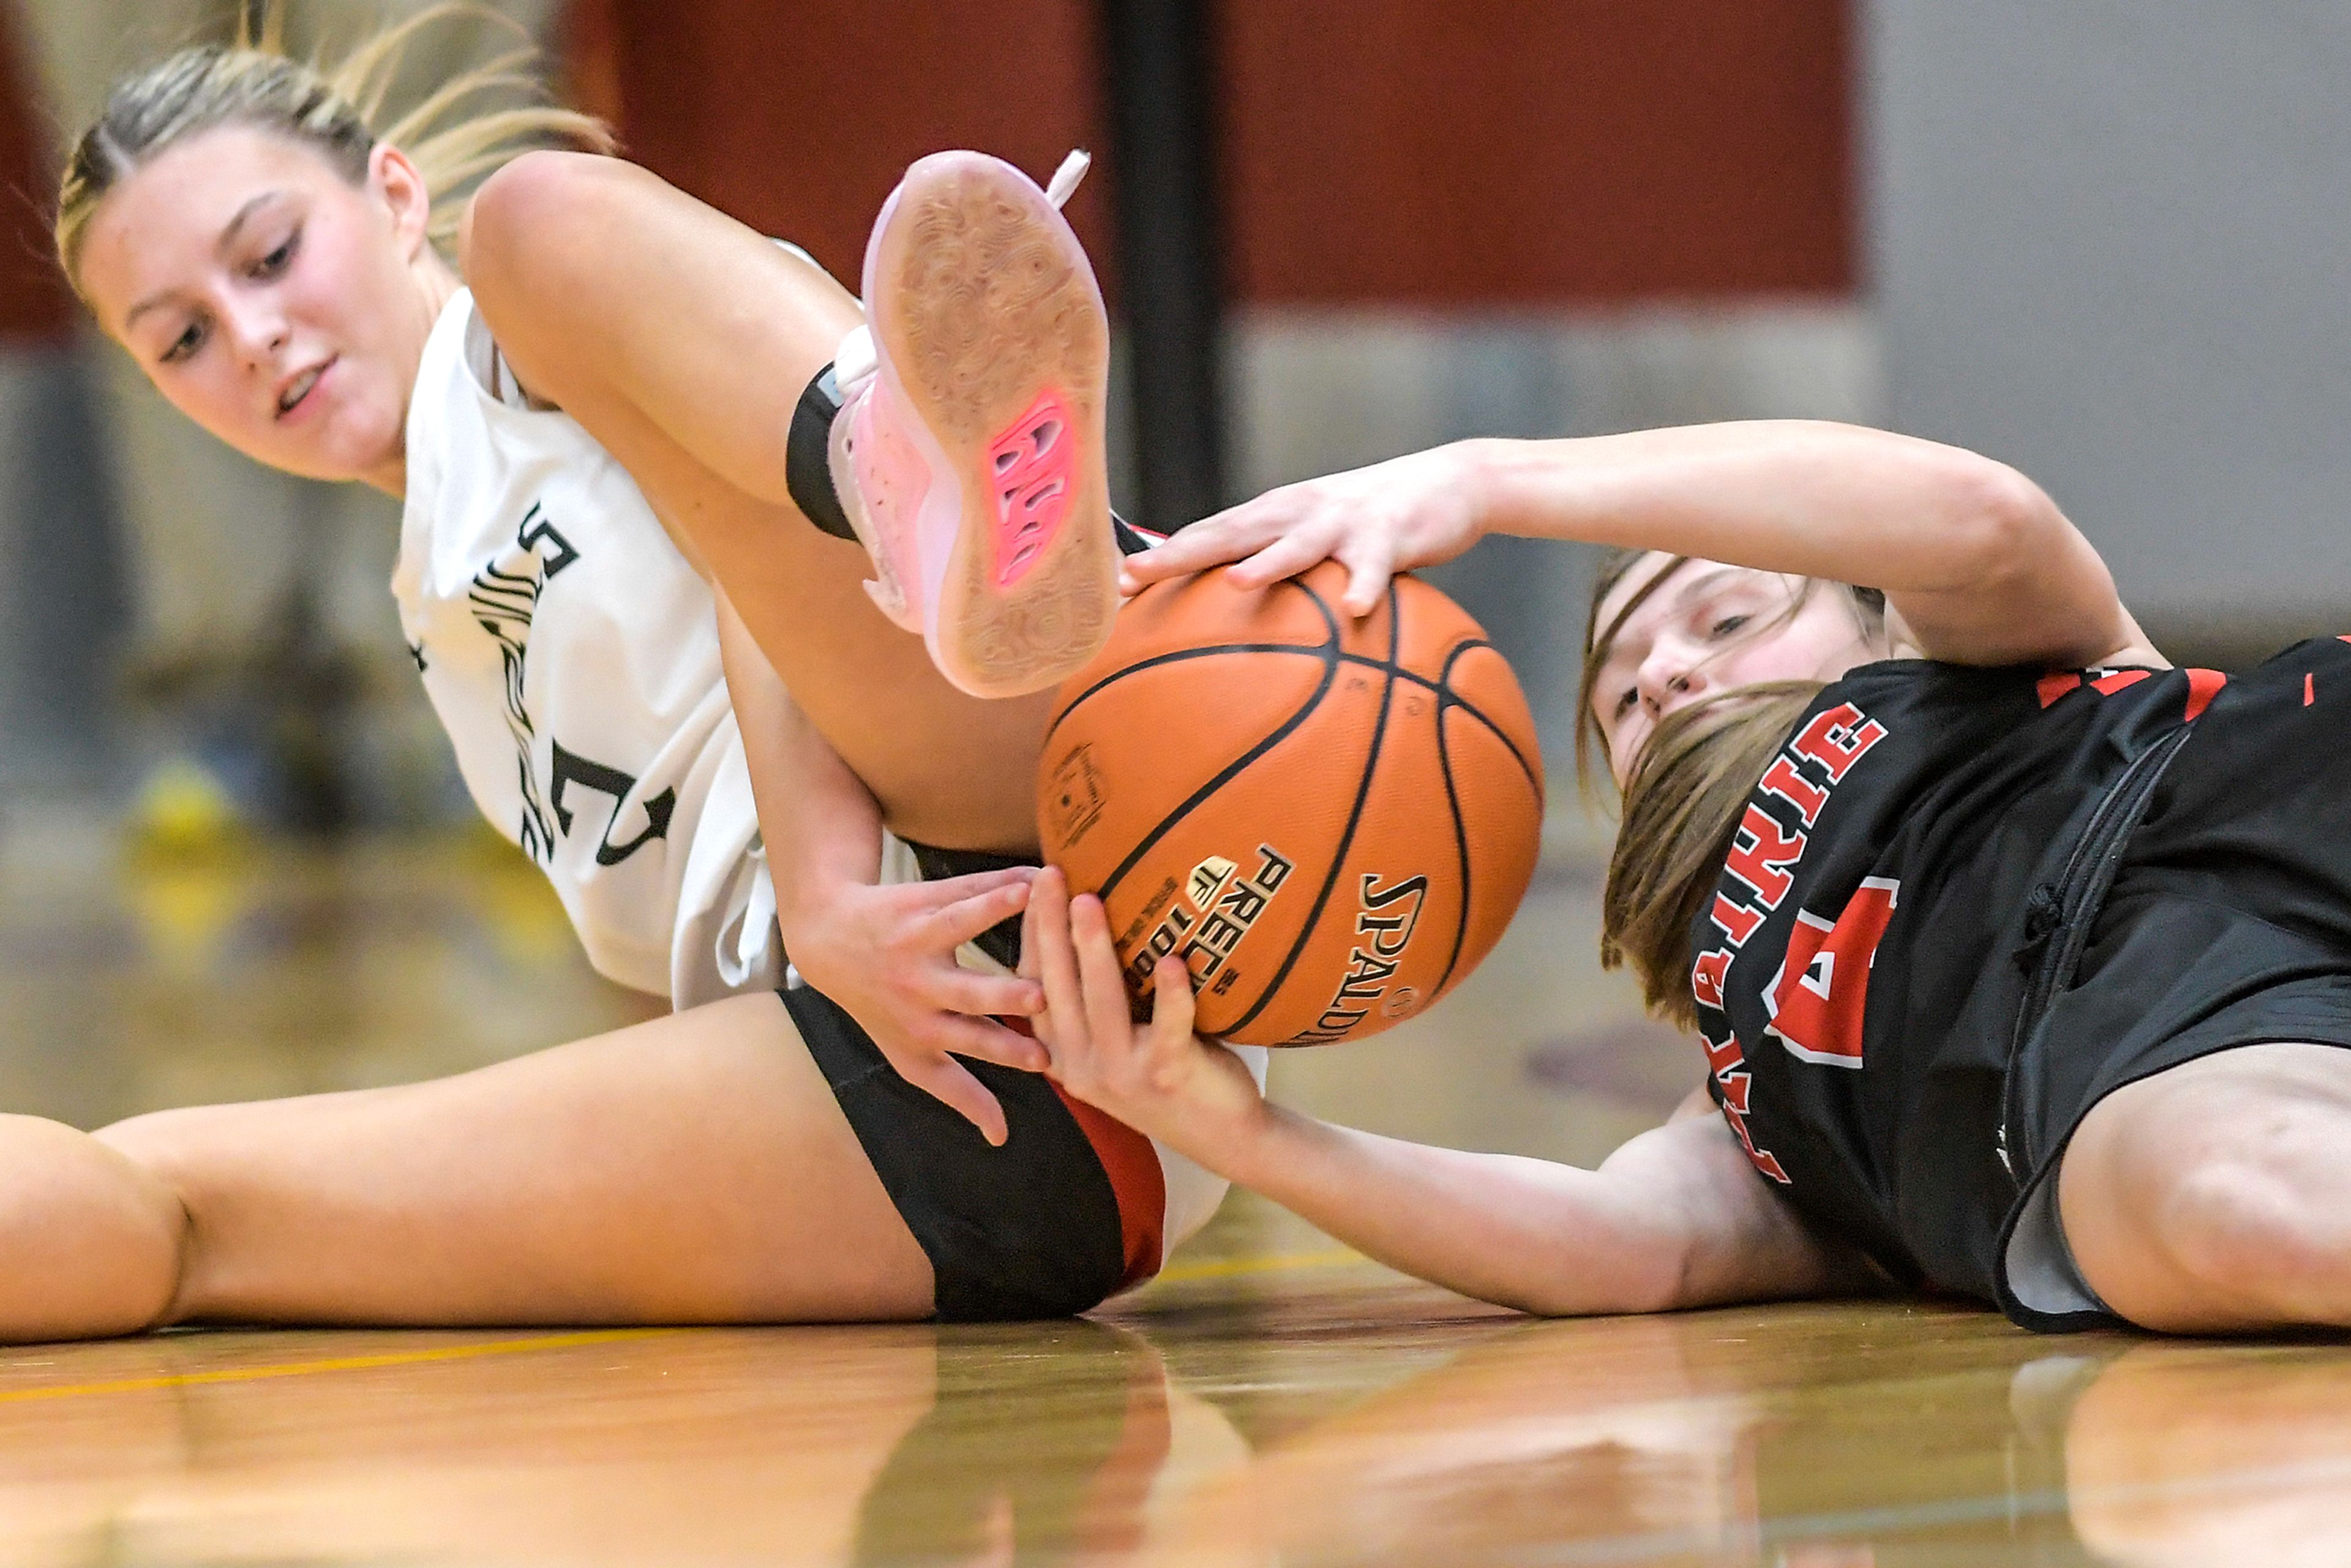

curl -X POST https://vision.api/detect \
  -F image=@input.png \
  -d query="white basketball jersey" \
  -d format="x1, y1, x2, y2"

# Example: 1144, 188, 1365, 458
394, 288, 779, 1007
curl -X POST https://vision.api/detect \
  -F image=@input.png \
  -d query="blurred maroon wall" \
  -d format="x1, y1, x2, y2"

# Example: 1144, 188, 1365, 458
584, 0, 1116, 290
587, 0, 1850, 306
1223, 1, 1851, 303
0, 6, 72, 342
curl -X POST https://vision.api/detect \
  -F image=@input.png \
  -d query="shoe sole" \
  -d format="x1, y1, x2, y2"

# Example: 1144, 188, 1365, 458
865, 152, 1118, 699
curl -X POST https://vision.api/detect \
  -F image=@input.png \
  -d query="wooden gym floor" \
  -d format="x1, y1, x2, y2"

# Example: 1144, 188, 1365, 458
1, 828, 2343, 1566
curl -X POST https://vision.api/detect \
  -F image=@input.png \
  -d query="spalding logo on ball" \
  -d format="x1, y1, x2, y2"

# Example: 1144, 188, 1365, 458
1037, 560, 1545, 1047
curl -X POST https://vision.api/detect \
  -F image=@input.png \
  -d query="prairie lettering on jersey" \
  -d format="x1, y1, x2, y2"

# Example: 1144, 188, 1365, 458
1692, 700, 1892, 1184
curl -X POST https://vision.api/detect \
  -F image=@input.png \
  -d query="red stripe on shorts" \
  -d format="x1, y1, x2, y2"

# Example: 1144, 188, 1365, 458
1050, 1088, 1167, 1289
2036, 672, 2083, 708
1000, 1018, 1167, 1288
2184, 667, 2226, 721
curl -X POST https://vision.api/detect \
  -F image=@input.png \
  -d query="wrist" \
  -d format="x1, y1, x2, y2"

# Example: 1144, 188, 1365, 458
1194, 1089, 1288, 1191
774, 865, 861, 955
1441, 438, 1510, 538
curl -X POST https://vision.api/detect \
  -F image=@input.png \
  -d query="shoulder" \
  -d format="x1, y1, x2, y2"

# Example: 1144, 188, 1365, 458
1821, 655, 2061, 724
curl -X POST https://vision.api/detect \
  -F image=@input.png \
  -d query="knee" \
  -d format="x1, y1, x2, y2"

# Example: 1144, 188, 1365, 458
89, 1111, 209, 1326
0, 1114, 190, 1340
2143, 1153, 2342, 1319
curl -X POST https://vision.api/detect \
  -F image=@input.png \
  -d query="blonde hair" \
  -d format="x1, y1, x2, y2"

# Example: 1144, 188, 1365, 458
54, 2, 613, 291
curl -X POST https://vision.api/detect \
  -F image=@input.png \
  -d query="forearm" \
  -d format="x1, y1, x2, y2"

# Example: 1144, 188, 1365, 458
460, 152, 857, 506
715, 595, 886, 928
1218, 1106, 1684, 1316
1453, 422, 2139, 666
1457, 424, 2033, 586
1144, 1080, 1854, 1315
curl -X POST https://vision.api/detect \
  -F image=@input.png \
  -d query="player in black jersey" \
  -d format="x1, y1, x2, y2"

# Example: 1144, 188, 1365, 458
1048, 418, 2351, 1337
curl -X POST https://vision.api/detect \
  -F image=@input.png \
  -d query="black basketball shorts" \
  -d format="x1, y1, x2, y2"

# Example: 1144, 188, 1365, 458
2000, 637, 2351, 1330
783, 838, 1173, 1322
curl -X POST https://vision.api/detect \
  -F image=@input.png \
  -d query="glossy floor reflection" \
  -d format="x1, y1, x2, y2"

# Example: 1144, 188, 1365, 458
1, 827, 2346, 1565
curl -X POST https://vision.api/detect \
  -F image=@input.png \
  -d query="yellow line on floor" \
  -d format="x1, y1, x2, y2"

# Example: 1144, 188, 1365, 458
1150, 1248, 1365, 1285
0, 1327, 677, 1405
0, 1253, 1370, 1403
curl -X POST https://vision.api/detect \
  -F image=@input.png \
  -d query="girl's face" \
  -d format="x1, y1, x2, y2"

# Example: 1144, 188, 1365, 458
1590, 553, 1883, 786
76, 124, 451, 495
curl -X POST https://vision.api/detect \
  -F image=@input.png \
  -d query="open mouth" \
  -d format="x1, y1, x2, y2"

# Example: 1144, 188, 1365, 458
275, 359, 331, 419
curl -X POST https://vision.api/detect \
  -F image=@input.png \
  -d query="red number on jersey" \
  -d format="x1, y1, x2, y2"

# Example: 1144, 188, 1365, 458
1764, 877, 1900, 1068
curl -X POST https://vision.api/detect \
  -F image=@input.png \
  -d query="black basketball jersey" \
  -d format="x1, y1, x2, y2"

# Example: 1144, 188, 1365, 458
1687, 657, 2227, 1298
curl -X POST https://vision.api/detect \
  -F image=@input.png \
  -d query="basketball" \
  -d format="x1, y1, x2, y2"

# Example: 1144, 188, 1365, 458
1036, 561, 1545, 1047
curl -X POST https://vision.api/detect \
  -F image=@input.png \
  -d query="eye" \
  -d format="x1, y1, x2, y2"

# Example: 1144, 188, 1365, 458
251, 227, 300, 279
1613, 687, 1639, 716
158, 318, 206, 364
1709, 613, 1750, 639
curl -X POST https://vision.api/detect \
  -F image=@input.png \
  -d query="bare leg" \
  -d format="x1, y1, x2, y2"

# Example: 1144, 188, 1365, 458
459, 153, 1061, 852
2060, 1041, 2351, 1332
0, 994, 933, 1341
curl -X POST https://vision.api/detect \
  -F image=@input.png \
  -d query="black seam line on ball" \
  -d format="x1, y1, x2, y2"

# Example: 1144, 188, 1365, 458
1045, 645, 1325, 749
1433, 639, 1543, 793
1047, 604, 1526, 753
1430, 662, 1475, 1003
1092, 582, 1344, 905
1224, 577, 1403, 1040
1041, 577, 1339, 750
1104, 639, 1539, 790
1053, 642, 1509, 721
1239, 637, 1540, 795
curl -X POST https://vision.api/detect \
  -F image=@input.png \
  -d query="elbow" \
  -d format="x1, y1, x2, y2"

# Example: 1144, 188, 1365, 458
1938, 456, 2063, 587
1507, 1245, 1690, 1319
460, 150, 624, 302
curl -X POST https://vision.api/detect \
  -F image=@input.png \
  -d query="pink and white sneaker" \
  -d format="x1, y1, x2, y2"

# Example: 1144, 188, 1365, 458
827, 150, 1118, 700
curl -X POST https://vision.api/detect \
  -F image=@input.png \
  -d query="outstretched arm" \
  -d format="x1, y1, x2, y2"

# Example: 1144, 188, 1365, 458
1022, 869, 1871, 1315
1125, 422, 2158, 670
1202, 1093, 1861, 1316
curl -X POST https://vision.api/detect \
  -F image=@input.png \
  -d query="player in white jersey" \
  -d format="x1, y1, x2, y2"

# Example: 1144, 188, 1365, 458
0, 9, 1255, 1338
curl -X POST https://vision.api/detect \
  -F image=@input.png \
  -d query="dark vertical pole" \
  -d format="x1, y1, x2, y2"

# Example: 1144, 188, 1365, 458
1100, 0, 1226, 531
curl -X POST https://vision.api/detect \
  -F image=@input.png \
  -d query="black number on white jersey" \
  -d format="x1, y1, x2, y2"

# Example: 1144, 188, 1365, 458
549, 740, 675, 866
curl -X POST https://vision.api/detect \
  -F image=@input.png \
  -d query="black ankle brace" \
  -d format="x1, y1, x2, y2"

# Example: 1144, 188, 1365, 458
786, 364, 858, 542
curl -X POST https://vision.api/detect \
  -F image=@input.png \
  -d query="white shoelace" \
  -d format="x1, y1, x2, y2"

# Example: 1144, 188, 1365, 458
1044, 149, 1091, 209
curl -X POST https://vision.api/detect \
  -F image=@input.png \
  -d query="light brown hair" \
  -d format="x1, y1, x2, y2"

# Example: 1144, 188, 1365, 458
54, 2, 613, 292
1581, 551, 1888, 1026
1600, 681, 1824, 1027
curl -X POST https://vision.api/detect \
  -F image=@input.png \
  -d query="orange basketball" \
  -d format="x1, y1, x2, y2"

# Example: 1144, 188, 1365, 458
1036, 561, 1545, 1047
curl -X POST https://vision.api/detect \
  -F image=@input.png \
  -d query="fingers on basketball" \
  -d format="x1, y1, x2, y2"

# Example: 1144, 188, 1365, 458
1126, 501, 1281, 584
1146, 957, 1196, 1085
1340, 546, 1394, 617
1029, 874, 1089, 1064
1071, 895, 1134, 1056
